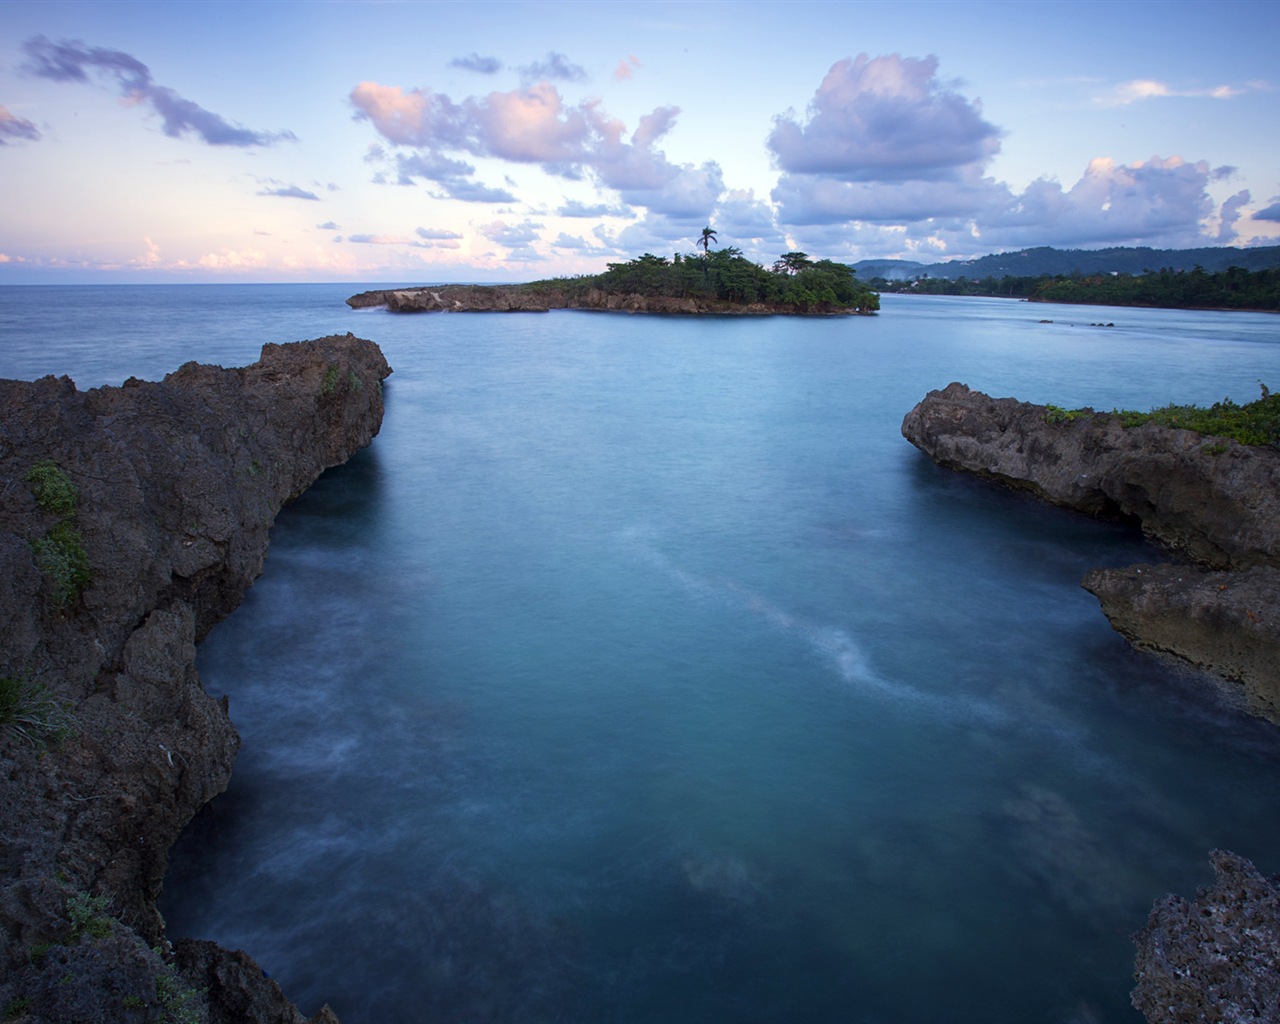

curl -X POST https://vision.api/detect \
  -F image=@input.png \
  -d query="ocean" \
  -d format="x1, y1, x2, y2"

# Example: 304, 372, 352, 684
3, 284, 1279, 1023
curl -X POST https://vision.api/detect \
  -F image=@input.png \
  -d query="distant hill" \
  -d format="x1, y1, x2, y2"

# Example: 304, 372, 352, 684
854, 245, 1280, 281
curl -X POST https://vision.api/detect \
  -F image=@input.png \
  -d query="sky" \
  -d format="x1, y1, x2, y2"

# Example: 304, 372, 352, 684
1, 0, 1278, 283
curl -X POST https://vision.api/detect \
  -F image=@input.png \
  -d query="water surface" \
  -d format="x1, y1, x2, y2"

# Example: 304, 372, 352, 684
4, 287, 1279, 1023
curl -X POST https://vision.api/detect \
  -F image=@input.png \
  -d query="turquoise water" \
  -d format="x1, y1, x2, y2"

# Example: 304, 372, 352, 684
3, 286, 1280, 1023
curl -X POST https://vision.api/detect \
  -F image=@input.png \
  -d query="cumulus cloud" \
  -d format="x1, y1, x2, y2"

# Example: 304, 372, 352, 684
259, 185, 320, 200
450, 53, 502, 74
768, 54, 1001, 182
767, 54, 1252, 256
519, 52, 587, 84
317, 221, 340, 230
0, 104, 41, 144
615, 56, 640, 81
22, 35, 295, 147
351, 78, 723, 217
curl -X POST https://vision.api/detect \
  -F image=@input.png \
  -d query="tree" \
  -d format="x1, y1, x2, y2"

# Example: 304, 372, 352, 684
772, 252, 813, 275
697, 226, 718, 254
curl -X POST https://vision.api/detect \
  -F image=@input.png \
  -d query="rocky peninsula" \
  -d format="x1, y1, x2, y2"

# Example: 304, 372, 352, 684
0, 335, 391, 1023
901, 382, 1280, 1022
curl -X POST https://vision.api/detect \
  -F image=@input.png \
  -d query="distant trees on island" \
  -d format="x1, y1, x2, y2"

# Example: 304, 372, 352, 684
529, 246, 880, 314
866, 265, 1280, 311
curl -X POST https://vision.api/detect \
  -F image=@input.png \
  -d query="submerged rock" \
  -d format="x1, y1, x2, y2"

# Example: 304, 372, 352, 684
1131, 851, 1280, 1023
0, 334, 390, 1023
901, 382, 1280, 716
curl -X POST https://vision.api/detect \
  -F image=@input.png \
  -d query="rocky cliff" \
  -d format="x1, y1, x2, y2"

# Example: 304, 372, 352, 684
0, 334, 391, 1024
901, 382, 1280, 718
347, 284, 861, 316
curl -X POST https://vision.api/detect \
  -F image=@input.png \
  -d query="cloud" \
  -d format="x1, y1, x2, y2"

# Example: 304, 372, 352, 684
259, 185, 320, 200
478, 219, 543, 248
1253, 201, 1280, 223
519, 52, 587, 84
21, 35, 294, 147
0, 104, 41, 144
317, 221, 340, 230
1216, 190, 1250, 242
558, 199, 631, 217
416, 227, 464, 240
614, 56, 640, 81
197, 247, 267, 269
766, 54, 1252, 256
1095, 78, 1258, 106
450, 53, 502, 74
768, 54, 1001, 182
347, 234, 411, 245
352, 79, 722, 216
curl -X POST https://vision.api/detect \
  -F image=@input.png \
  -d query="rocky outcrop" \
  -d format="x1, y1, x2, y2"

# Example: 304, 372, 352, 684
900, 382, 1280, 570
0, 334, 391, 1023
346, 284, 865, 316
901, 382, 1280, 719
1131, 850, 1280, 1023
1082, 564, 1280, 722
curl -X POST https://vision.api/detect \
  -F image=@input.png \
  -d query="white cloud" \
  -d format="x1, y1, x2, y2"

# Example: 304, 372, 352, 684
351, 79, 723, 217
768, 54, 1002, 182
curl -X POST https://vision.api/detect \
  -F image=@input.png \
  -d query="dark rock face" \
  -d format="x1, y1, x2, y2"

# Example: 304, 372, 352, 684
900, 382, 1280, 570
0, 334, 390, 1023
1131, 851, 1280, 1023
1082, 564, 1280, 722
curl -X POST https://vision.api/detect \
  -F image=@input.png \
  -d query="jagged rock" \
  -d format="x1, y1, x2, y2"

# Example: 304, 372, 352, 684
1083, 564, 1280, 722
1131, 851, 1280, 1023
0, 334, 390, 1023
900, 382, 1280, 570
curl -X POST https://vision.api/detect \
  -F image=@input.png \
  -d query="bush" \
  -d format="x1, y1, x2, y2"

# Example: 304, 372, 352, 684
25, 461, 77, 517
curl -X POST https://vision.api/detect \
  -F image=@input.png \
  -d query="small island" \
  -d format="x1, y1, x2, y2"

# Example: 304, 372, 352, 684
349, 244, 881, 316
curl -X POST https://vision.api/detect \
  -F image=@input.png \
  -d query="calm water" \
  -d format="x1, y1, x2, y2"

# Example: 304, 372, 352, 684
3, 285, 1280, 1023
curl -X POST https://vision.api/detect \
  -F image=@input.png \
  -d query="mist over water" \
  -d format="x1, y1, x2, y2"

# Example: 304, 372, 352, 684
4, 286, 1280, 1022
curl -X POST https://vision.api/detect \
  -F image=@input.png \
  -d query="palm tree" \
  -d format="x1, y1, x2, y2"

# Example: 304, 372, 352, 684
697, 226, 718, 254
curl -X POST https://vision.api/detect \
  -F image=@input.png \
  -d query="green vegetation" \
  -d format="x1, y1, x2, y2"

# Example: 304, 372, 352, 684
0, 673, 73, 748
155, 962, 204, 1024
66, 893, 113, 940
1111, 387, 1280, 446
867, 265, 1280, 311
321, 363, 340, 395
26, 460, 90, 607
25, 461, 78, 517
528, 247, 879, 313
1045, 384, 1280, 448
31, 522, 90, 607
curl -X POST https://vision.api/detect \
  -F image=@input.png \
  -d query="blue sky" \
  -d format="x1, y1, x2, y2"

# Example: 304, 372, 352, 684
1, 0, 1278, 282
